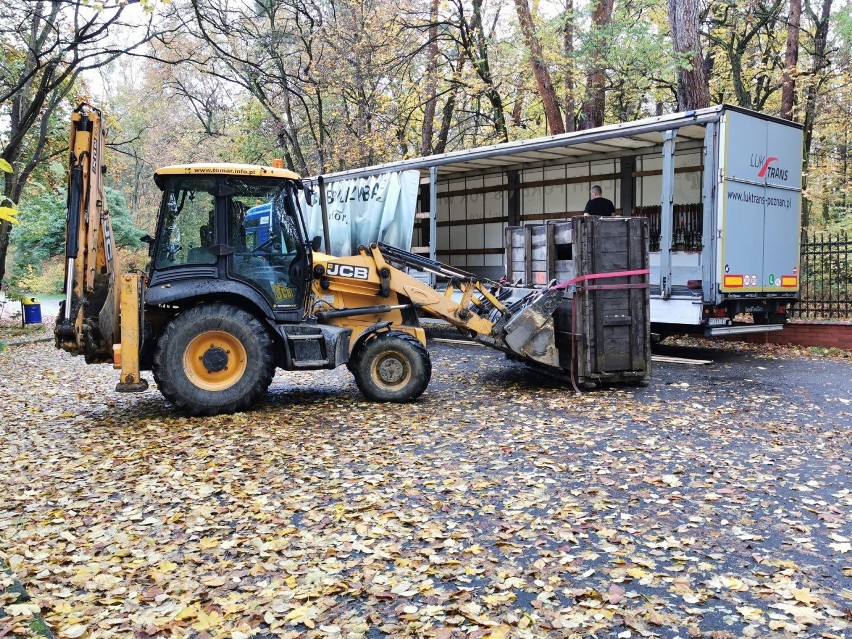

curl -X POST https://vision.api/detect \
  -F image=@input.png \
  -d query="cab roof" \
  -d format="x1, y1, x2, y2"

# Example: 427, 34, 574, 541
153, 163, 301, 189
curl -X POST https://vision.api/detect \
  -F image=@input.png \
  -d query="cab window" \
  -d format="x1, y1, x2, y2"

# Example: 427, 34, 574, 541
226, 178, 302, 307
155, 177, 217, 268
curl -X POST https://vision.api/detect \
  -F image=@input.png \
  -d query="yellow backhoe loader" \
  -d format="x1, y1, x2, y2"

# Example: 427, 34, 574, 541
56, 100, 647, 415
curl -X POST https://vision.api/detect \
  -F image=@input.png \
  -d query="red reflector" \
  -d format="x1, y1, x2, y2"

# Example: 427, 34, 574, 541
687, 279, 702, 289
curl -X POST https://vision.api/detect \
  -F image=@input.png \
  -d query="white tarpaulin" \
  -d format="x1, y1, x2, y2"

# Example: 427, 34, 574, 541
299, 170, 420, 256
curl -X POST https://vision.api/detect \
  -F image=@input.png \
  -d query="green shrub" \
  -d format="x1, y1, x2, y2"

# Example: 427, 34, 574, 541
10, 187, 143, 293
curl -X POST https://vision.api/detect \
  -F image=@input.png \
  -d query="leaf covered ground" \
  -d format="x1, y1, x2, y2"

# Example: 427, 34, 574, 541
1, 335, 850, 638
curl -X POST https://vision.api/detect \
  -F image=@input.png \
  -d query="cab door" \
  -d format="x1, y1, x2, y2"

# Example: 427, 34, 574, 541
224, 176, 309, 312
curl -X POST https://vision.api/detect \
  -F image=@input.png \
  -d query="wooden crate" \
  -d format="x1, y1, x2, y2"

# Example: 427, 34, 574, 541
565, 216, 650, 384
504, 222, 575, 286
508, 218, 649, 385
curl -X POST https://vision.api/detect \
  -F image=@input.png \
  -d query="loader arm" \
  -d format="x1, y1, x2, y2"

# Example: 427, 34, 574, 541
311, 242, 564, 367
54, 99, 146, 391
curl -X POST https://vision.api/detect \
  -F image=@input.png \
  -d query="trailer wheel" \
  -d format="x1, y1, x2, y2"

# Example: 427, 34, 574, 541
350, 331, 431, 402
153, 303, 275, 416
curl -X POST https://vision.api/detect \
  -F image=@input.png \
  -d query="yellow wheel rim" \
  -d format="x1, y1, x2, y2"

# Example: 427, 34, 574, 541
370, 350, 411, 391
183, 331, 248, 392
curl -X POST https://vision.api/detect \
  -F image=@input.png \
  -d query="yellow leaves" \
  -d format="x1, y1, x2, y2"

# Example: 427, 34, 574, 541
0, 158, 11, 172
484, 625, 513, 639
175, 604, 201, 621
791, 587, 818, 605
2, 332, 851, 638
192, 609, 224, 631
60, 623, 88, 638
283, 604, 319, 628
91, 572, 121, 590
737, 605, 764, 621
706, 574, 749, 592
5, 602, 40, 616
198, 536, 219, 549
7, 554, 26, 572
770, 601, 825, 626
482, 591, 516, 606
661, 474, 683, 487
626, 566, 650, 580
497, 576, 526, 590
158, 560, 178, 573
0, 205, 19, 224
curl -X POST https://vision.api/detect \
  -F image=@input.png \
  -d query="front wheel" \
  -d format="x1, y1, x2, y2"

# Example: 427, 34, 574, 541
152, 303, 276, 416
350, 331, 431, 402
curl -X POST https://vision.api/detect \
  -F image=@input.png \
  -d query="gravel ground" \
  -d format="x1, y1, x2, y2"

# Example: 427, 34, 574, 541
0, 336, 850, 638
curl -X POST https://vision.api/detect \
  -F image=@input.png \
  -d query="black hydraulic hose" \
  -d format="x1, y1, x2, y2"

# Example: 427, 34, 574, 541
66, 161, 84, 258
315, 304, 413, 320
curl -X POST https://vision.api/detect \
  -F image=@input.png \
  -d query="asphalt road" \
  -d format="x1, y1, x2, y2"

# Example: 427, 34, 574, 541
0, 337, 850, 638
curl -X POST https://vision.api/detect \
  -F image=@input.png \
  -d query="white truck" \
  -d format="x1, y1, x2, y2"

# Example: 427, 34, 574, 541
307, 105, 803, 337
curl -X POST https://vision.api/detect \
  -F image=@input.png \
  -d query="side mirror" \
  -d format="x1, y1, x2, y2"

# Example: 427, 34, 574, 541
140, 234, 155, 256
302, 182, 313, 206
311, 235, 322, 252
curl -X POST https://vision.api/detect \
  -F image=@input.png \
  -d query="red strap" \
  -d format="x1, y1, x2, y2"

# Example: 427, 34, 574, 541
552, 268, 650, 290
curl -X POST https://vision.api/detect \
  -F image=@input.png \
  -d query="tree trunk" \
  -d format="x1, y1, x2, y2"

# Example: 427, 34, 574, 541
468, 0, 509, 141
781, 0, 801, 120
421, 0, 440, 155
800, 0, 833, 227
667, 0, 710, 111
0, 221, 11, 288
579, 0, 614, 130
562, 0, 575, 132
434, 53, 467, 155
514, 0, 564, 134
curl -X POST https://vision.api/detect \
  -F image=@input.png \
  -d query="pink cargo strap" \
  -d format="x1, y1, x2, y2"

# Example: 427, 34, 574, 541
552, 268, 650, 290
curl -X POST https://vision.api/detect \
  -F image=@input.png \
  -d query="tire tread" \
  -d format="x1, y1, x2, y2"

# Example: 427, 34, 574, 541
152, 303, 275, 416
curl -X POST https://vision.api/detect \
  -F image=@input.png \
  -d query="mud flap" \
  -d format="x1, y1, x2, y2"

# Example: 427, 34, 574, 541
500, 289, 563, 367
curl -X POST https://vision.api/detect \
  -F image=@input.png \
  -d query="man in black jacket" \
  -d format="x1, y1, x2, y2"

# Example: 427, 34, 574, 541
583, 185, 617, 216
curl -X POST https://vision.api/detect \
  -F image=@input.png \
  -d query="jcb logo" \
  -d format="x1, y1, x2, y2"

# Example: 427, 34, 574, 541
326, 263, 370, 280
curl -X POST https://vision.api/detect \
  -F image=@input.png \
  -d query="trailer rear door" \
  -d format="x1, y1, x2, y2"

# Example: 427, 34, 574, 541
718, 110, 802, 296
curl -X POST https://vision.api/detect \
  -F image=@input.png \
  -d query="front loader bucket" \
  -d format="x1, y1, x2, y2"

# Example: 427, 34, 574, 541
496, 289, 563, 368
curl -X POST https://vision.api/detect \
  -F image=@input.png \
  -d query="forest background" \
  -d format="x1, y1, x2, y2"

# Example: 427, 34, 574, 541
0, 0, 850, 295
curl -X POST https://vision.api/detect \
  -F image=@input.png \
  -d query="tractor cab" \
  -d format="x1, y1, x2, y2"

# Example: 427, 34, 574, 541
148, 164, 312, 320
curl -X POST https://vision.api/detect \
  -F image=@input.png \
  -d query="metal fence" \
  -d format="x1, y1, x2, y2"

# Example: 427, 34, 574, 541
792, 230, 852, 320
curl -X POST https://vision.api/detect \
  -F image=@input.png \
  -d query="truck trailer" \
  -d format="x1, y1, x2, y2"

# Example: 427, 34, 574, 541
305, 105, 803, 337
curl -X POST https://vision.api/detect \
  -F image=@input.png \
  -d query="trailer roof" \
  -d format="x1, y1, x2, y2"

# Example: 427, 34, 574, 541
313, 104, 801, 183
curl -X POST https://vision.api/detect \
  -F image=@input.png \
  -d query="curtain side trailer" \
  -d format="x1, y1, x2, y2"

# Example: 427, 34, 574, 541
308, 105, 803, 337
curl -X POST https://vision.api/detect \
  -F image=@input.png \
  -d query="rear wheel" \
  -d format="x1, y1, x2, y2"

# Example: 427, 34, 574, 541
153, 303, 275, 416
350, 331, 431, 402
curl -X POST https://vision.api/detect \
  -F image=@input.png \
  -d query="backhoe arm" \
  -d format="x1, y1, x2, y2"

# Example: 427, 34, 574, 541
55, 99, 146, 391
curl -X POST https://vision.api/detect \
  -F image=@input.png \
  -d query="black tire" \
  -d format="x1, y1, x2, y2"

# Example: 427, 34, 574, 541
152, 303, 275, 416
350, 331, 431, 402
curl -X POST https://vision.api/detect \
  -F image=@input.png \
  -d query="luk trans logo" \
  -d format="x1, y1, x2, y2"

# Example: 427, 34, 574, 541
750, 154, 789, 181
